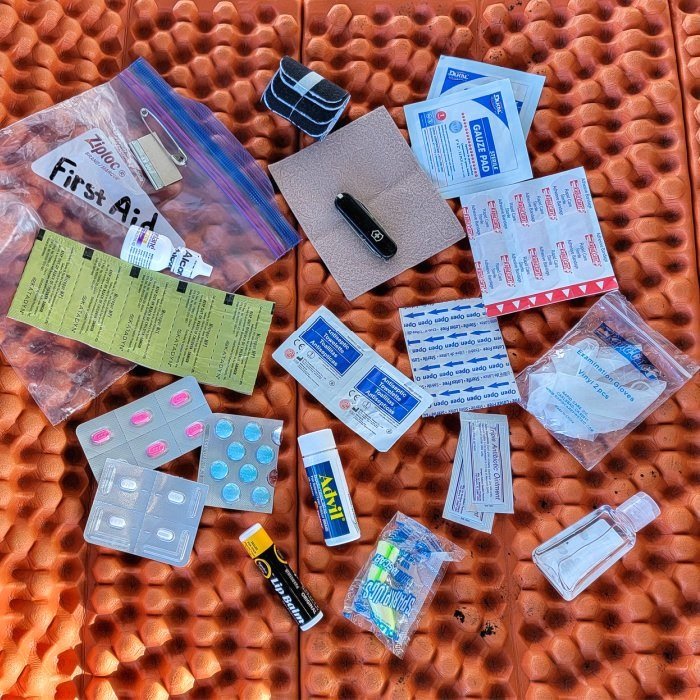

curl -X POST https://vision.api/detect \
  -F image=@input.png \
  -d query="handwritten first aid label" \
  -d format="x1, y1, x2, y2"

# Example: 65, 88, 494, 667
8, 230, 273, 394
399, 298, 519, 417
273, 307, 432, 451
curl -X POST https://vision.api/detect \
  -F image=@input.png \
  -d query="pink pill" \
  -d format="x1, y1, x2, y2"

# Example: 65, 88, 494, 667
130, 409, 153, 427
90, 427, 112, 445
185, 421, 204, 439
169, 390, 191, 408
145, 440, 168, 459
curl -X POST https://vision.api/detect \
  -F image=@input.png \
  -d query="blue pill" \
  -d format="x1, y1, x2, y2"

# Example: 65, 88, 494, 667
221, 483, 240, 503
215, 419, 233, 439
272, 426, 282, 446
243, 422, 263, 442
239, 463, 258, 483
227, 442, 245, 461
210, 460, 229, 480
256, 445, 275, 465
251, 486, 270, 506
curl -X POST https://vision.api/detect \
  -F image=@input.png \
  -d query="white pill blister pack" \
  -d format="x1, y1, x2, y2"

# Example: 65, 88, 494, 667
76, 377, 212, 479
197, 413, 283, 513
83, 458, 208, 567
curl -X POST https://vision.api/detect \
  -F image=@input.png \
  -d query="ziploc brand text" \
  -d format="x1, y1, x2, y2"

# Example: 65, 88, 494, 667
273, 307, 432, 451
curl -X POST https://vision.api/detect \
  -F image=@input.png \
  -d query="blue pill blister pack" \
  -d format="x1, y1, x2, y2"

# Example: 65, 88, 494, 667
83, 458, 208, 567
197, 413, 283, 513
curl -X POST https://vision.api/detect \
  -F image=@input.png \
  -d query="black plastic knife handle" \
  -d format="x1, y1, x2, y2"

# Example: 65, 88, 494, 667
334, 193, 397, 260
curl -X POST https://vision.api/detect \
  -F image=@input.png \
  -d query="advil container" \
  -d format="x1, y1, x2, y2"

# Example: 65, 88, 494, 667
298, 429, 360, 546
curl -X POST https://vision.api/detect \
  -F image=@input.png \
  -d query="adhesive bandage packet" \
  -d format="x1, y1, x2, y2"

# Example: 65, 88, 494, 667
273, 307, 433, 451
7, 229, 274, 394
461, 167, 618, 317
404, 79, 532, 199
83, 458, 208, 567
517, 291, 699, 470
197, 413, 283, 513
428, 56, 545, 134
343, 511, 465, 657
456, 412, 513, 513
399, 297, 519, 416
76, 376, 211, 479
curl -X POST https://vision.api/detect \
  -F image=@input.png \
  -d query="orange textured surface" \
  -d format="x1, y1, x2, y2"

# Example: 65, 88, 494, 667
0, 1, 698, 699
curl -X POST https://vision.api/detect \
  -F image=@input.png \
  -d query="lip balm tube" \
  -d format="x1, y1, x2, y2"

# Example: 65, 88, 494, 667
239, 523, 323, 631
298, 429, 360, 546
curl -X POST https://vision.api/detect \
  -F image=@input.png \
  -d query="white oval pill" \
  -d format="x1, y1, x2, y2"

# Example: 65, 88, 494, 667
168, 490, 185, 504
109, 516, 126, 529
156, 528, 175, 541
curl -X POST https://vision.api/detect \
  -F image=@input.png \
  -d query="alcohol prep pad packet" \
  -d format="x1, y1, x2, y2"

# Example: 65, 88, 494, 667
197, 413, 283, 513
517, 291, 699, 470
273, 307, 433, 451
404, 79, 532, 199
84, 458, 208, 567
428, 56, 545, 134
77, 376, 211, 480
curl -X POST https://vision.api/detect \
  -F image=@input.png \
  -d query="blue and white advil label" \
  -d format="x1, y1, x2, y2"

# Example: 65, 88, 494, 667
273, 306, 433, 451
305, 461, 350, 540
404, 79, 531, 199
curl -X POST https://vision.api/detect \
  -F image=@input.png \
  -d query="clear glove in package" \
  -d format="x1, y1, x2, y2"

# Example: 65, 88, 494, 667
517, 291, 699, 469
343, 512, 465, 657
0, 58, 298, 423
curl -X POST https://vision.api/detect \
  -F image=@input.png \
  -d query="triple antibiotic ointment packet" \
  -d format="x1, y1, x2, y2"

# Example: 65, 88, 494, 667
273, 307, 432, 451
239, 523, 323, 631
343, 512, 464, 657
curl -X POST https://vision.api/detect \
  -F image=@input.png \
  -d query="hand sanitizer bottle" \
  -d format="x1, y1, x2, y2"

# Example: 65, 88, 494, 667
532, 492, 660, 601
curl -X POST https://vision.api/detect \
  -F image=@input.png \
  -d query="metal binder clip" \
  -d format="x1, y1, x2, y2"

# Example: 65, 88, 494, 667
129, 107, 186, 190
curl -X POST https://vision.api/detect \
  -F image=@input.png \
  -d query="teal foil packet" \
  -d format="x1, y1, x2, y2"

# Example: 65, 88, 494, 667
343, 512, 465, 657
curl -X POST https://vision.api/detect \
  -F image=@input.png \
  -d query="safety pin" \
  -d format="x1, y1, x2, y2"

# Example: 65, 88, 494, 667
140, 107, 187, 167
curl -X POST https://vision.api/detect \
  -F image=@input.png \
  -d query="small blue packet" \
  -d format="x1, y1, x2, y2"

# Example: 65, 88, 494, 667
343, 512, 465, 657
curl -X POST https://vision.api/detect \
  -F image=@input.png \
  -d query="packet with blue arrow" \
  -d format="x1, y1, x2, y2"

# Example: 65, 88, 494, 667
399, 297, 519, 416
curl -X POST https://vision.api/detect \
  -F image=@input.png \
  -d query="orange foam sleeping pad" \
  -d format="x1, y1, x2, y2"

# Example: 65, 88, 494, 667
0, 1, 698, 698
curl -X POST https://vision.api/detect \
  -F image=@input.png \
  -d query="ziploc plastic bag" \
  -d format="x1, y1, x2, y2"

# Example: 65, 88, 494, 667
343, 512, 465, 657
517, 291, 699, 470
0, 58, 299, 423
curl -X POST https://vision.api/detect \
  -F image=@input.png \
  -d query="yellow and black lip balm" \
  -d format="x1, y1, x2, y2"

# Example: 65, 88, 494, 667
239, 523, 323, 631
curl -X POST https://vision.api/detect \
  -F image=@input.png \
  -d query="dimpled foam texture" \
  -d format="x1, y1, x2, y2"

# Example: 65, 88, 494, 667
0, 1, 698, 699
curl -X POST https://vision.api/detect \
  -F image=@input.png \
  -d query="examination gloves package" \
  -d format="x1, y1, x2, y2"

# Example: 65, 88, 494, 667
262, 57, 350, 139
84, 458, 208, 567
0, 57, 298, 424
517, 291, 699, 469
343, 512, 465, 657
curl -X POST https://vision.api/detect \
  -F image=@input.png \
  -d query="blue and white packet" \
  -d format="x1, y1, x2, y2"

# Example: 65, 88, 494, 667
399, 297, 519, 416
343, 512, 465, 657
272, 307, 432, 451
428, 56, 545, 134
404, 79, 532, 199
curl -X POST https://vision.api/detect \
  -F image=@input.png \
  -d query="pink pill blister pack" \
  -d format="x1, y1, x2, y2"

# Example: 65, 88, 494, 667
76, 377, 212, 478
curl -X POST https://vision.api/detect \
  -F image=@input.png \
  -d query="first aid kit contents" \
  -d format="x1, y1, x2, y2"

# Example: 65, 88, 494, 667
121, 226, 212, 279
83, 458, 208, 567
517, 291, 699, 470
197, 413, 283, 513
428, 56, 545, 134
404, 80, 532, 199
268, 107, 465, 301
76, 377, 211, 479
533, 492, 660, 600
273, 307, 432, 451
262, 57, 350, 139
298, 429, 361, 546
8, 230, 274, 395
399, 297, 519, 416
343, 511, 465, 657
239, 523, 324, 631
461, 167, 618, 317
